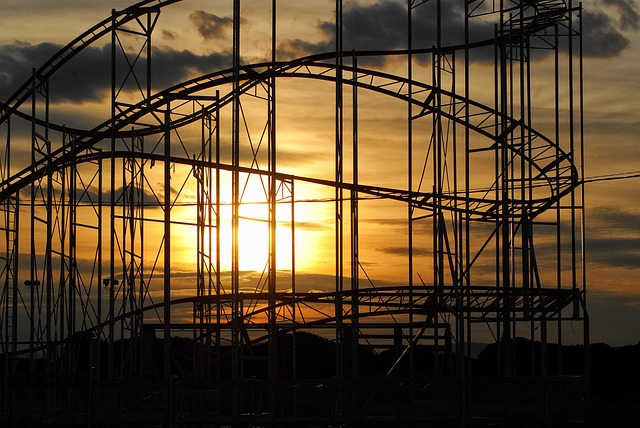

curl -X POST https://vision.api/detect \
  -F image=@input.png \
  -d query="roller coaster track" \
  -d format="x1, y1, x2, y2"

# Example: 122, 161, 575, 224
0, 1, 575, 219
0, 1, 587, 424
0, 0, 577, 337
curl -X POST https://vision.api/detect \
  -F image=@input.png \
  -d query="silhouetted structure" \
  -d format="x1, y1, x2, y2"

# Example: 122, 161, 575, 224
0, 0, 587, 426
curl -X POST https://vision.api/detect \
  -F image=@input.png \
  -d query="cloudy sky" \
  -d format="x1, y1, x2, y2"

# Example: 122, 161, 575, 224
1, 0, 640, 346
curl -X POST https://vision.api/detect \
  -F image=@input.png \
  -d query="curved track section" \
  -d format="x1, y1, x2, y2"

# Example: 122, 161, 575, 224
0, 60, 576, 218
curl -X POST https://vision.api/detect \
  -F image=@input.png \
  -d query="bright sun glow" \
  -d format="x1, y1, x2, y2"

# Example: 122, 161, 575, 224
172, 172, 323, 276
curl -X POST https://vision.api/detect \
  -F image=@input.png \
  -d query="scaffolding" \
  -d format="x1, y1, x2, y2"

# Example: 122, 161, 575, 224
0, 0, 586, 426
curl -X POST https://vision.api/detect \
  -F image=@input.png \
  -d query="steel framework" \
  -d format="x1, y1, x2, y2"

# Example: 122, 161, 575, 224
0, 0, 586, 426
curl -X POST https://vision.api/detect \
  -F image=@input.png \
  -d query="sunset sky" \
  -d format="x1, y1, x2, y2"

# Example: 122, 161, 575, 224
1, 0, 640, 346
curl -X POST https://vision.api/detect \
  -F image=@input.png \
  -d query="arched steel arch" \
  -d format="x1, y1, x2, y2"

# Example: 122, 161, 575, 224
0, 0, 587, 426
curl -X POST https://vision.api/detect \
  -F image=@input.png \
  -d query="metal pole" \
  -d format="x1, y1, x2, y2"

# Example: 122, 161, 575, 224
554, 22, 563, 373
109, 8, 117, 380
231, 0, 241, 416
163, 99, 173, 426
407, 0, 414, 380
163, 100, 172, 383
215, 90, 221, 382
268, 0, 278, 394
29, 68, 37, 376
351, 54, 359, 381
334, 0, 344, 390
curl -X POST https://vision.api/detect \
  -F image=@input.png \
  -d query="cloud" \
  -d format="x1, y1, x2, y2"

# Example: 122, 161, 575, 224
378, 246, 431, 257
590, 206, 640, 232
276, 1, 493, 63
0, 41, 66, 97
189, 10, 234, 40
603, 0, 640, 31
0, 41, 232, 103
587, 236, 640, 269
151, 46, 232, 90
580, 0, 640, 57
581, 9, 631, 57
585, 206, 640, 269
161, 29, 179, 41
278, 0, 636, 63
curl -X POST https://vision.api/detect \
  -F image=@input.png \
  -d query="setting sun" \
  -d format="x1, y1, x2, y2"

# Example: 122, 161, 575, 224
172, 171, 325, 280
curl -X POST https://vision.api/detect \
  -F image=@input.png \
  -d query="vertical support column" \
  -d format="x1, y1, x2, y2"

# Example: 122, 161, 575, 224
553, 21, 563, 374
568, 0, 579, 321
68, 133, 77, 375
290, 179, 296, 387
231, 0, 241, 416
29, 68, 52, 374
406, 0, 414, 379
162, 98, 174, 426
195, 117, 203, 378
0, 109, 19, 416
350, 55, 359, 381
163, 100, 172, 383
496, 3, 512, 376
267, 0, 278, 399
196, 108, 209, 378
28, 71, 37, 376
59, 133, 68, 378
139, 135, 145, 373
463, 0, 472, 383
109, 9, 117, 380
97, 148, 103, 384
433, 0, 444, 375
334, 2, 345, 413
43, 73, 53, 374
215, 90, 222, 383
578, 1, 590, 390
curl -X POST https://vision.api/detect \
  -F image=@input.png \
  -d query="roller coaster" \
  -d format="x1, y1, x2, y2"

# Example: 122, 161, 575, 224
1, 0, 586, 426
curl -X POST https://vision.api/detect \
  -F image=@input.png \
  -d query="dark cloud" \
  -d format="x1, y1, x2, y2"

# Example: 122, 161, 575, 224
582, 9, 631, 57
21, 184, 163, 206
161, 29, 179, 41
0, 41, 232, 104
378, 246, 431, 257
277, 1, 494, 63
277, 38, 334, 62
151, 46, 231, 90
110, 185, 163, 206
189, 10, 233, 40
585, 206, 640, 269
587, 236, 640, 269
278, 0, 636, 63
341, 1, 406, 51
571, 0, 640, 58
604, 0, 640, 31
0, 41, 65, 97
590, 206, 640, 231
